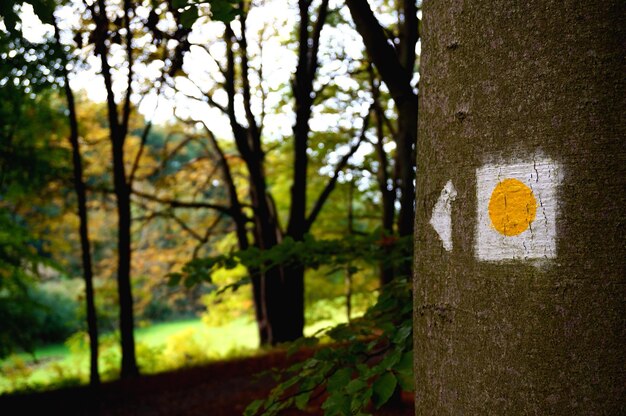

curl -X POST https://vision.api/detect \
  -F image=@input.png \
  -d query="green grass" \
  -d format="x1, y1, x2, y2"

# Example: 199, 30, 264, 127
0, 298, 366, 395
28, 343, 71, 362
134, 317, 259, 354
0, 317, 259, 394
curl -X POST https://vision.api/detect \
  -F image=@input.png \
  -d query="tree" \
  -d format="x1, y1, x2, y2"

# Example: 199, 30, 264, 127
414, 1, 625, 413
56, 0, 142, 378
52, 19, 100, 387
0, 9, 74, 359
172, 0, 371, 344
345, 0, 418, 243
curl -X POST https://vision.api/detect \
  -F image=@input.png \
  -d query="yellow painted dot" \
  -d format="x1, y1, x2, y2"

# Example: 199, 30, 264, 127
488, 178, 537, 236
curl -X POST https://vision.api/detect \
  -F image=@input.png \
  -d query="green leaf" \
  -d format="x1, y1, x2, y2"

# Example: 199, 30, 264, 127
378, 348, 401, 372
179, 7, 198, 29
392, 324, 411, 344
345, 378, 367, 394
372, 372, 397, 409
327, 367, 352, 392
322, 392, 350, 416
393, 350, 412, 375
30, 0, 54, 24
172, 0, 187, 9
167, 273, 182, 287
295, 390, 312, 410
207, 0, 239, 23
0, 3, 19, 32
396, 371, 414, 392
243, 399, 263, 416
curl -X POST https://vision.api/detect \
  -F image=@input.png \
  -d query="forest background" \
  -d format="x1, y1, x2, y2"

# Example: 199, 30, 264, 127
0, 0, 418, 412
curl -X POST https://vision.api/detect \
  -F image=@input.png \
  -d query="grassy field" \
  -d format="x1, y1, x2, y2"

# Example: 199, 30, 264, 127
0, 317, 260, 394
0, 298, 357, 395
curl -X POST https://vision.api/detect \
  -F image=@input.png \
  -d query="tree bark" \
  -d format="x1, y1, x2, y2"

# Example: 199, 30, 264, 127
415, 1, 625, 413
346, 0, 418, 261
54, 22, 100, 387
91, 0, 139, 378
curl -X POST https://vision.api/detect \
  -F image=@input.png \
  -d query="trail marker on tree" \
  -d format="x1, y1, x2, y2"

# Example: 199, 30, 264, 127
415, 1, 625, 413
475, 158, 561, 261
429, 180, 456, 251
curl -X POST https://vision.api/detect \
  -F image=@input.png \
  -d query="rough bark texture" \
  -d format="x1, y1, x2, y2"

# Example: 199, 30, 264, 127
415, 1, 625, 414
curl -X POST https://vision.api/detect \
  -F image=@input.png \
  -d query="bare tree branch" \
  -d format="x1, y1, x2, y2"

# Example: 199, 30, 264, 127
128, 121, 152, 187
305, 107, 371, 230
120, 0, 134, 139
131, 189, 233, 216
345, 0, 414, 104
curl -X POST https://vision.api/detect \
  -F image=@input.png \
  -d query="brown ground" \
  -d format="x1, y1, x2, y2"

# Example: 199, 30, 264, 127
0, 350, 413, 415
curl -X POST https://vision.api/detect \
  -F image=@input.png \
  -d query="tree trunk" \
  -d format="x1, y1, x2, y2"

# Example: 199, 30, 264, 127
415, 1, 625, 414
112, 139, 139, 378
53, 21, 100, 387
70, 123, 101, 388
370, 65, 396, 285
395, 94, 417, 238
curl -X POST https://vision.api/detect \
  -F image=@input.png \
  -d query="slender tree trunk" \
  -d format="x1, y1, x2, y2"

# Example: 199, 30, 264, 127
346, 0, 419, 281
54, 23, 100, 387
89, 0, 139, 378
370, 65, 396, 285
395, 95, 417, 238
415, 1, 625, 413
110, 134, 138, 378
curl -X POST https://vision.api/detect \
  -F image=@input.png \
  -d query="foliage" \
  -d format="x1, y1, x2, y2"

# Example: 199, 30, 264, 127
0, 210, 74, 358
170, 232, 413, 415
244, 277, 413, 415
168, 232, 411, 290
0, 317, 260, 394
0, 278, 82, 359
0, 0, 418, 403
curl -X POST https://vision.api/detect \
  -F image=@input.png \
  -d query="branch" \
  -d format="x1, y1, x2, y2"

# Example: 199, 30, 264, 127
175, 75, 230, 116
236, 2, 261, 146
120, 0, 134, 139
224, 25, 251, 158
398, 0, 419, 73
128, 121, 152, 187
90, 0, 120, 138
131, 189, 233, 216
257, 24, 268, 133
345, 0, 414, 104
191, 43, 227, 79
305, 107, 371, 230
308, 0, 330, 77
192, 215, 224, 258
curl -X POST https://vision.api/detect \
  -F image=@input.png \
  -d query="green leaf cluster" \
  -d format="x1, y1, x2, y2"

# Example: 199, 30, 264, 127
168, 232, 412, 291
244, 276, 413, 415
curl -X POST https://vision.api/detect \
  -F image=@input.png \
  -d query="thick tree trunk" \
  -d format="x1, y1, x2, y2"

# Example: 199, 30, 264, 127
415, 1, 625, 414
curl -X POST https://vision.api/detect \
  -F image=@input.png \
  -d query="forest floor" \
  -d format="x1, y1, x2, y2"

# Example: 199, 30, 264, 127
0, 348, 413, 415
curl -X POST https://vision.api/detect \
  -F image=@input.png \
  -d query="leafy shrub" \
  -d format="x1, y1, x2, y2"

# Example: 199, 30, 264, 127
245, 277, 412, 415
0, 355, 33, 393
0, 280, 81, 358
136, 342, 165, 374
162, 328, 210, 368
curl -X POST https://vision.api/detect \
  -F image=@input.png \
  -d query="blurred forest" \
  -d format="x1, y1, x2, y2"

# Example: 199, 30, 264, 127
0, 0, 418, 413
